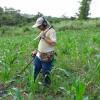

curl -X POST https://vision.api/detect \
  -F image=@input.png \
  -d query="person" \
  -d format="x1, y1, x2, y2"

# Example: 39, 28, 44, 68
32, 17, 56, 86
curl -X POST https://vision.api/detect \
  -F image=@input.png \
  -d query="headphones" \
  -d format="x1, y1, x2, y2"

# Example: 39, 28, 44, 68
42, 17, 48, 27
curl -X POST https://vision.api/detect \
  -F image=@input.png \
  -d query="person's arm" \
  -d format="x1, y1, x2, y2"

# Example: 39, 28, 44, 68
41, 30, 56, 46
42, 36, 56, 46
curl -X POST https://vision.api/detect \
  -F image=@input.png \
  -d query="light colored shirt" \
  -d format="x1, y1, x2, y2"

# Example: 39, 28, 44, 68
36, 28, 56, 58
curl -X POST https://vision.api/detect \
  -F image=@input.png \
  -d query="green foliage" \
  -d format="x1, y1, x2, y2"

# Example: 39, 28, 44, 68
0, 7, 34, 26
71, 79, 86, 100
0, 19, 100, 99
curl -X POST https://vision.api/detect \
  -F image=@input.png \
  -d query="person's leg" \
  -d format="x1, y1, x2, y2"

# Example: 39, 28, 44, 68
33, 56, 42, 82
42, 60, 53, 86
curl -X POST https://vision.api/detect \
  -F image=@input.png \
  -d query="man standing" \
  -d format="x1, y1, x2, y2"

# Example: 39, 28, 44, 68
32, 17, 56, 86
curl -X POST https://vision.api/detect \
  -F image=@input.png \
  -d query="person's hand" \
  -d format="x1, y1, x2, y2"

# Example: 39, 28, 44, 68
32, 50, 37, 57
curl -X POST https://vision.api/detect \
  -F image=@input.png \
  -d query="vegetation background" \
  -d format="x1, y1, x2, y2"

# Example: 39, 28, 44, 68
0, 0, 100, 99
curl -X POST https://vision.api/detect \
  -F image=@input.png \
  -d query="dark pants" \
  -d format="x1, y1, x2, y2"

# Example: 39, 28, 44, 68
33, 56, 53, 85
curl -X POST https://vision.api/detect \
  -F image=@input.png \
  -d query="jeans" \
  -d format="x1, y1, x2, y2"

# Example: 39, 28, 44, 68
33, 56, 53, 85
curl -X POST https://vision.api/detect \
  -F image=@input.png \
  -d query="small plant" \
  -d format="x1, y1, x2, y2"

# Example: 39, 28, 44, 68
71, 78, 86, 100
11, 88, 23, 100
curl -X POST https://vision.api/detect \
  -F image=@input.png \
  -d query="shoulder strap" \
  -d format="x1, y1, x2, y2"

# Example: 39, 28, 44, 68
44, 26, 53, 35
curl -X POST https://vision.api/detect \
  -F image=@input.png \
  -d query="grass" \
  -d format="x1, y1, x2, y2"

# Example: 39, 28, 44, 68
0, 19, 100, 100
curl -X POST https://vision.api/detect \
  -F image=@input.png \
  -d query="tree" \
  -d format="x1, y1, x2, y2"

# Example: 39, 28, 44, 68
78, 0, 92, 20
0, 6, 35, 26
0, 7, 4, 26
0, 7, 3, 15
